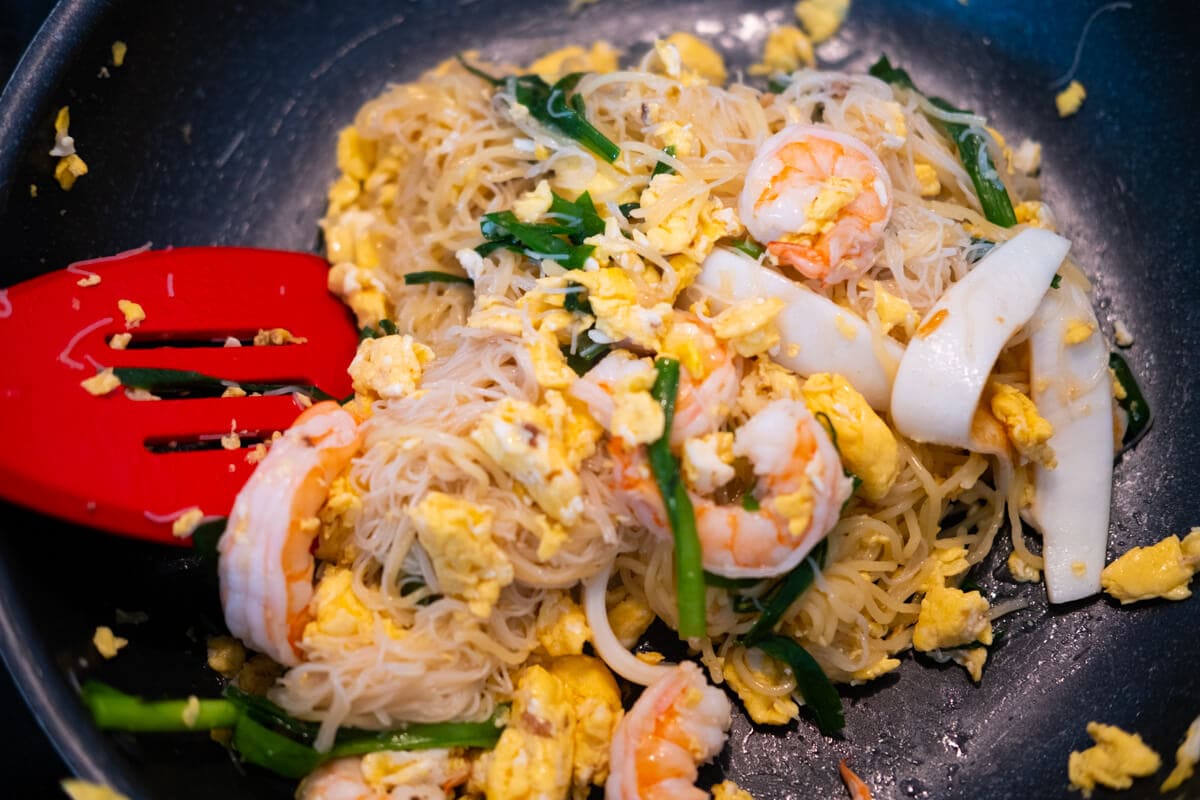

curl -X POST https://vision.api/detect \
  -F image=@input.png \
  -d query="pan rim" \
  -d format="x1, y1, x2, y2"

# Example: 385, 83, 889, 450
0, 4, 147, 796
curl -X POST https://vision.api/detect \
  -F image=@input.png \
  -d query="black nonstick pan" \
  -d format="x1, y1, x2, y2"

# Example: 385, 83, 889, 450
1, 1, 1198, 797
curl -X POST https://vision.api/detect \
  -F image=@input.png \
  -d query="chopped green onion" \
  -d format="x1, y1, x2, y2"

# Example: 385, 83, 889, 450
190, 517, 226, 563
742, 539, 827, 645
741, 491, 761, 511
766, 77, 791, 94
752, 635, 844, 735
231, 714, 322, 779
869, 55, 1017, 228
1109, 351, 1152, 448
82, 681, 240, 732
729, 238, 765, 259
403, 271, 474, 286
618, 202, 640, 219
563, 340, 610, 376
549, 190, 605, 238
647, 358, 707, 639
563, 285, 593, 314
455, 53, 503, 86
84, 681, 507, 780
377, 319, 398, 336
509, 72, 620, 162
1051, 273, 1062, 289
652, 144, 677, 177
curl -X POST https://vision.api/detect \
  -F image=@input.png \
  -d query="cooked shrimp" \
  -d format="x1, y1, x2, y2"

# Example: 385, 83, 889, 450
612, 399, 852, 579
606, 661, 732, 800
218, 401, 362, 667
740, 124, 892, 285
296, 752, 469, 800
696, 399, 852, 577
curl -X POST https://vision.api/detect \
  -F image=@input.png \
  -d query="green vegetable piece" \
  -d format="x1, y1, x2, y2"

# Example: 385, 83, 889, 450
111, 367, 337, 403
480, 211, 595, 269
742, 539, 827, 645
767, 77, 791, 94
549, 190, 605, 239
403, 271, 474, 287
869, 55, 1017, 228
618, 202, 640, 219
507, 72, 620, 162
232, 714, 321, 779
328, 714, 506, 759
729, 238, 765, 259
652, 144, 677, 177
741, 491, 761, 511
82, 681, 241, 732
190, 517, 227, 563
752, 635, 844, 735
647, 358, 707, 639
1051, 273, 1062, 289
563, 285, 593, 314
224, 685, 319, 742
1109, 351, 1152, 448
455, 53, 503, 86
563, 339, 611, 376
377, 319, 398, 336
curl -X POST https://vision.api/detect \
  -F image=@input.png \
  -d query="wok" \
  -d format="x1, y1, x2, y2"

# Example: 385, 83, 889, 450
1, 0, 1197, 797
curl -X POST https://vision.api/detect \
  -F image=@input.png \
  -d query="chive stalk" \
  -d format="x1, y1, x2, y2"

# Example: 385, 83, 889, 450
647, 358, 707, 639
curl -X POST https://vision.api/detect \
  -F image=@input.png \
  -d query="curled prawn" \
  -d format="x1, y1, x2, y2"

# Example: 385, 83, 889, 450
613, 399, 852, 579
605, 661, 731, 800
296, 752, 469, 800
740, 124, 892, 285
218, 401, 362, 666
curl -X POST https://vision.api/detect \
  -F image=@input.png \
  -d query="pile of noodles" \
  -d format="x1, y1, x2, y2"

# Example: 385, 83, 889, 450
278, 45, 1059, 744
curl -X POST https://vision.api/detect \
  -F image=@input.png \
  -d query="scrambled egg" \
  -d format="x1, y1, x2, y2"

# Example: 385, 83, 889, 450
1068, 722, 1161, 796
81, 368, 121, 396
51, 106, 89, 191
659, 316, 720, 380
607, 592, 655, 648
565, 268, 669, 350
794, 0, 851, 43
253, 327, 306, 346
547, 655, 623, 792
912, 583, 993, 652
990, 383, 1056, 468
92, 626, 128, 659
111, 41, 127, 67
914, 162, 941, 197
1063, 318, 1097, 345
1100, 529, 1200, 604
349, 334, 434, 401
660, 33, 727, 84
327, 247, 391, 327
683, 432, 736, 495
850, 655, 901, 684
873, 282, 917, 336
1007, 551, 1042, 583
1056, 80, 1087, 117
410, 493, 513, 618
470, 392, 600, 525
526, 41, 619, 83
361, 750, 471, 796
118, 299, 145, 328
315, 471, 364, 564
1162, 713, 1200, 792
206, 635, 246, 678
486, 666, 576, 800
712, 780, 755, 800
181, 695, 201, 728
170, 507, 204, 538
738, 357, 803, 418
711, 296, 786, 358
800, 373, 899, 500
927, 647, 987, 683
723, 646, 799, 725
513, 180, 555, 224
1015, 200, 1054, 229
537, 594, 592, 656
748, 26, 814, 76
61, 780, 130, 800
652, 121, 699, 158
302, 566, 405, 648
638, 173, 741, 263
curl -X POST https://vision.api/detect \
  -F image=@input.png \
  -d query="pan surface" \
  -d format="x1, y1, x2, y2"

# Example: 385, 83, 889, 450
1, 1, 1198, 798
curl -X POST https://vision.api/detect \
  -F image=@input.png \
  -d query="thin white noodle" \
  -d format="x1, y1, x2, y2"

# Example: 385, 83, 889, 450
59, 316, 113, 370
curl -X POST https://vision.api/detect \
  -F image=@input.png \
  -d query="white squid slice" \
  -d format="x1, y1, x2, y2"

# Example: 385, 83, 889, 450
890, 228, 1071, 448
1028, 276, 1113, 603
693, 247, 903, 410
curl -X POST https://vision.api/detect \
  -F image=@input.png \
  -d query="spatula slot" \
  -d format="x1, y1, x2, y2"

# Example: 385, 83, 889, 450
144, 431, 275, 454
111, 331, 307, 349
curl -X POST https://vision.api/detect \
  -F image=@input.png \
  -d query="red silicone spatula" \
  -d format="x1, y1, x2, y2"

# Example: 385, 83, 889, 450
0, 246, 359, 544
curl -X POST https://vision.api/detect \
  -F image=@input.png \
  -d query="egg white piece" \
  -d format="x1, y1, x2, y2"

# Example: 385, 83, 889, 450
1028, 276, 1113, 603
890, 228, 1071, 448
694, 247, 902, 409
